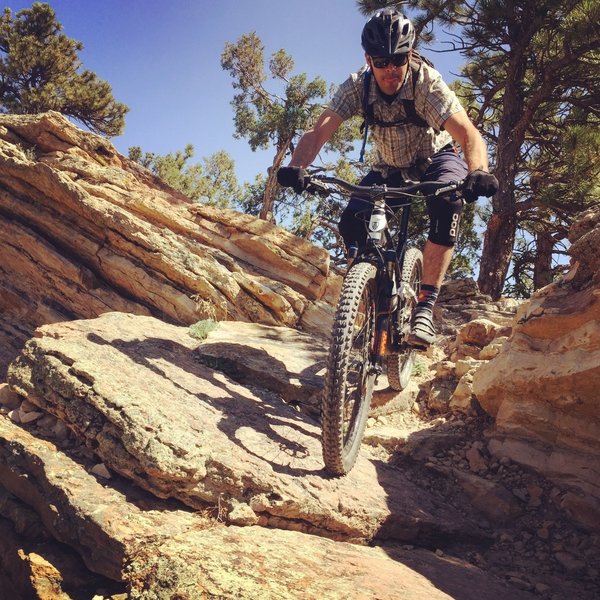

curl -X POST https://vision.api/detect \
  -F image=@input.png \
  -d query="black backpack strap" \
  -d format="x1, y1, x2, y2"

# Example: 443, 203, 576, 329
402, 61, 429, 128
359, 69, 372, 163
362, 69, 372, 127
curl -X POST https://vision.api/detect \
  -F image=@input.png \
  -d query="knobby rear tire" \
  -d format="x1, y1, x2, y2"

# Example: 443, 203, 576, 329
322, 261, 377, 476
387, 247, 423, 391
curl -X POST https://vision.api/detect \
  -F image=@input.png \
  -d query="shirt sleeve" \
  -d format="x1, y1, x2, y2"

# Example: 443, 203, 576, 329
327, 71, 364, 121
415, 64, 464, 131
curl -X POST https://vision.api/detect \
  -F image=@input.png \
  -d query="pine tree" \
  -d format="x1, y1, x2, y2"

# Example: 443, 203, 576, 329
0, 3, 127, 136
358, 0, 600, 298
221, 32, 329, 222
129, 145, 240, 208
456, 0, 599, 298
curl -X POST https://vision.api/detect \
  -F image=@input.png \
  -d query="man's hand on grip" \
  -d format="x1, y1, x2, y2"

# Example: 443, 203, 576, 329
277, 166, 308, 194
464, 169, 499, 204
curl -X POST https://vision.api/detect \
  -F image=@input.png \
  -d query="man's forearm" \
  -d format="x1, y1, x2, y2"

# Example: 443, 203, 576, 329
443, 110, 490, 173
288, 109, 344, 168
289, 131, 321, 168
462, 133, 489, 172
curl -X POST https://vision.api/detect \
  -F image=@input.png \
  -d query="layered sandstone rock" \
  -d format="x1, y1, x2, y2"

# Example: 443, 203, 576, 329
0, 408, 520, 600
6, 313, 485, 546
473, 205, 600, 527
0, 112, 340, 376
0, 312, 546, 599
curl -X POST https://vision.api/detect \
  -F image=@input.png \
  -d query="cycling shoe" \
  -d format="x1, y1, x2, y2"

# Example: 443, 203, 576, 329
407, 308, 436, 349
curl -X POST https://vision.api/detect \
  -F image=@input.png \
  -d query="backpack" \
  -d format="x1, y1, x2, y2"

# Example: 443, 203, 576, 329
359, 51, 435, 163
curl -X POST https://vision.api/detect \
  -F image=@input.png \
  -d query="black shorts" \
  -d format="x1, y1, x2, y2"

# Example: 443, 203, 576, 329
339, 147, 468, 249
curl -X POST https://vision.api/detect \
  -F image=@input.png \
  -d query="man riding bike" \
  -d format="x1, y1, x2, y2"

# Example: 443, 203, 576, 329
278, 9, 498, 349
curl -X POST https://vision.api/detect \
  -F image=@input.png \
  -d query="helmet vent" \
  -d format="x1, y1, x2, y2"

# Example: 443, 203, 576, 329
361, 9, 415, 57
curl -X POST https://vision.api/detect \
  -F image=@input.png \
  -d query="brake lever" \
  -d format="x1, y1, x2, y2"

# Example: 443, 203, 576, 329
305, 178, 332, 197
432, 179, 465, 197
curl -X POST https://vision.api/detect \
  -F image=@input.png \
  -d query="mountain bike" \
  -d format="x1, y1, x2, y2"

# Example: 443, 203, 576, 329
304, 173, 465, 476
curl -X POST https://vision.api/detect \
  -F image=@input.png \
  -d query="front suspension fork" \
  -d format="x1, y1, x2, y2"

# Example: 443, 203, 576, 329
372, 250, 400, 360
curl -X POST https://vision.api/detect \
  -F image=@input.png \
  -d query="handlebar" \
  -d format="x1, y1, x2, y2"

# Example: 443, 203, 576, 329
304, 173, 465, 200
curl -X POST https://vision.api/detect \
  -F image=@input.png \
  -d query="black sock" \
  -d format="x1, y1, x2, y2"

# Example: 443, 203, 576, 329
416, 284, 439, 312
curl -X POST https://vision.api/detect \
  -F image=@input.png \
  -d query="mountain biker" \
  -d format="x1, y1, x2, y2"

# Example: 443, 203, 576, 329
277, 9, 498, 349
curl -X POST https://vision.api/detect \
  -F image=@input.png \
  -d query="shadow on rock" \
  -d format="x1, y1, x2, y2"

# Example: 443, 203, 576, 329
88, 332, 324, 479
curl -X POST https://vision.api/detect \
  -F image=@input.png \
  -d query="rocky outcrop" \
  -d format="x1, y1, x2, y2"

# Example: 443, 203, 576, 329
473, 205, 600, 530
5, 313, 486, 545
436, 278, 519, 335
2, 111, 599, 597
5, 309, 599, 598
0, 111, 340, 376
1, 313, 545, 599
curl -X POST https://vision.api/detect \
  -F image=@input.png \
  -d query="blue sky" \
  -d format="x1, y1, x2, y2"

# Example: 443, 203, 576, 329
5, 0, 463, 185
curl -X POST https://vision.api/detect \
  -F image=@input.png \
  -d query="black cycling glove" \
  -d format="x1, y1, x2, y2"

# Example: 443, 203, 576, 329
277, 166, 308, 194
464, 169, 499, 203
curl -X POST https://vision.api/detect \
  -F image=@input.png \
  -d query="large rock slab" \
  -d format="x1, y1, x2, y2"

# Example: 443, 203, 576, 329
0, 111, 340, 376
7, 313, 486, 546
127, 527, 532, 600
0, 414, 534, 599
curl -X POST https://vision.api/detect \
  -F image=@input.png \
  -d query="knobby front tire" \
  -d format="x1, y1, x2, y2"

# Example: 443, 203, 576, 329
387, 247, 423, 391
321, 261, 377, 476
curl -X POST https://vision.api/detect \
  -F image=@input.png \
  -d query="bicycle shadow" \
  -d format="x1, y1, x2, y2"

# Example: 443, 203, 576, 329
86, 332, 325, 478
195, 340, 326, 418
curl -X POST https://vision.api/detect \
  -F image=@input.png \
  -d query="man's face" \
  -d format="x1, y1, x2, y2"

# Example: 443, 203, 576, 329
366, 51, 410, 95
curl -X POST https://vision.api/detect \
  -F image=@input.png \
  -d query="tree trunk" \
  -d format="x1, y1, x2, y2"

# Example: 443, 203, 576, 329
477, 31, 529, 300
259, 139, 291, 222
478, 210, 517, 299
533, 230, 554, 290
477, 130, 522, 300
259, 169, 279, 222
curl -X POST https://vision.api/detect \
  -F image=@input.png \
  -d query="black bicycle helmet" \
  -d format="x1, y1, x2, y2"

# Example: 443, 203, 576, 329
361, 9, 415, 57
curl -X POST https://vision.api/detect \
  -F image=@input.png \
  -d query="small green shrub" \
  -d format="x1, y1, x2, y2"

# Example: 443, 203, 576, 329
188, 319, 218, 340
412, 356, 428, 378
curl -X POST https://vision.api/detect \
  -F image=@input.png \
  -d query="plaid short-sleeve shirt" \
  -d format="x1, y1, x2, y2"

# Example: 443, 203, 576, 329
329, 62, 463, 174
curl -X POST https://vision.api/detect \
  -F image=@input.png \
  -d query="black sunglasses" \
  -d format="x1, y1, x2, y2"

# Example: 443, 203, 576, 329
370, 55, 409, 69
